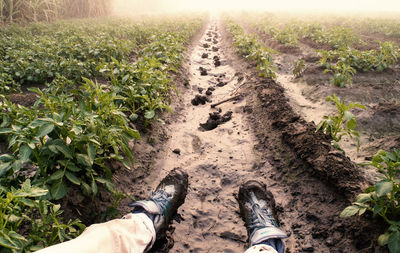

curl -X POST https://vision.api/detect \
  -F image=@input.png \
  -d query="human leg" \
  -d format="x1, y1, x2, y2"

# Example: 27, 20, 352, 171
37, 168, 188, 253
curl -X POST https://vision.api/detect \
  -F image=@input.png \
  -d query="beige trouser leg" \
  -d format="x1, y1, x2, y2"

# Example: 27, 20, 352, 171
36, 213, 155, 253
244, 245, 278, 253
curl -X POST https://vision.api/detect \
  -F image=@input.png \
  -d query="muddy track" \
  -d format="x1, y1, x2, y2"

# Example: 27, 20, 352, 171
124, 19, 388, 253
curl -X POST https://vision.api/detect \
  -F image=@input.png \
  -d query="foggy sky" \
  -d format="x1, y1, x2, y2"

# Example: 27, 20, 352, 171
112, 0, 400, 15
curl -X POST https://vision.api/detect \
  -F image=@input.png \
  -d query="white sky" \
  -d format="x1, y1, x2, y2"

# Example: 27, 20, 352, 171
112, 0, 400, 14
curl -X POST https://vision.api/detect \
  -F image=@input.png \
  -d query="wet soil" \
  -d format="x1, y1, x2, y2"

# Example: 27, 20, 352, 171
115, 19, 390, 253
246, 20, 400, 167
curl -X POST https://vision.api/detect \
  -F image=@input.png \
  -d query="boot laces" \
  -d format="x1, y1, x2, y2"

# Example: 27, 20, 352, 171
149, 189, 172, 216
248, 192, 277, 232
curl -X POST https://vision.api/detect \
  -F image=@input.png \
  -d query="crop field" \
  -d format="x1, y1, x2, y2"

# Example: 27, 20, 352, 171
0, 4, 400, 253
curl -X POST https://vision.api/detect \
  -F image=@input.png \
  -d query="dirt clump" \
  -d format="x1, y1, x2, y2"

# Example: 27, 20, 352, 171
212, 46, 219, 52
191, 94, 210, 106
8, 93, 39, 107
201, 53, 208, 58
199, 110, 232, 131
199, 66, 208, 76
213, 55, 221, 67
205, 87, 215, 96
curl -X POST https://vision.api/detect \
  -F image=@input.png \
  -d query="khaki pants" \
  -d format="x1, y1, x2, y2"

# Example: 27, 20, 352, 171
36, 213, 277, 253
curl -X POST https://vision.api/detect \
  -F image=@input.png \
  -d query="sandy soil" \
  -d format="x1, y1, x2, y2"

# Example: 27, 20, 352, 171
119, 19, 389, 253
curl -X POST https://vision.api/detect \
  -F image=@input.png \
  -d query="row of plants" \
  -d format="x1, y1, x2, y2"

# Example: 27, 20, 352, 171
226, 19, 277, 80
317, 41, 400, 87
0, 16, 204, 252
316, 95, 400, 253
0, 18, 161, 93
245, 13, 400, 88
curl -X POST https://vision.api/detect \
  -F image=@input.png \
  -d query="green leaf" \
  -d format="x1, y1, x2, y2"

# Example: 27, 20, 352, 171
38, 123, 54, 137
373, 205, 384, 215
54, 142, 73, 159
76, 154, 91, 167
344, 111, 354, 121
144, 110, 155, 119
376, 181, 393, 197
91, 180, 98, 195
346, 118, 357, 130
378, 232, 391, 246
49, 170, 64, 181
129, 113, 138, 121
0, 128, 13, 134
356, 193, 372, 203
389, 231, 400, 253
51, 179, 68, 200
0, 162, 11, 177
81, 182, 91, 196
340, 205, 360, 218
19, 198, 35, 208
19, 145, 32, 163
87, 143, 95, 166
65, 171, 81, 185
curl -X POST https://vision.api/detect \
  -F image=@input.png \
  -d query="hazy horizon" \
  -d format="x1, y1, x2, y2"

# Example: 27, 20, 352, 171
111, 0, 400, 16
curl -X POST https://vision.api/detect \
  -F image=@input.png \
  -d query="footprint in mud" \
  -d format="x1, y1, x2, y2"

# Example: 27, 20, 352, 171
205, 87, 215, 96
212, 46, 219, 52
199, 67, 208, 76
213, 56, 221, 67
191, 95, 211, 106
201, 53, 208, 59
203, 43, 210, 48
199, 110, 233, 131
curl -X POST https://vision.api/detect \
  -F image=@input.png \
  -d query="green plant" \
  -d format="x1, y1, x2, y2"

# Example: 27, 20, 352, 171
316, 94, 365, 152
292, 59, 306, 78
340, 149, 400, 253
325, 62, 356, 87
228, 21, 277, 80
0, 179, 85, 252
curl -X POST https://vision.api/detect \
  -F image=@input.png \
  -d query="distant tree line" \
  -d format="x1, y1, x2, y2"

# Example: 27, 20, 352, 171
0, 0, 111, 23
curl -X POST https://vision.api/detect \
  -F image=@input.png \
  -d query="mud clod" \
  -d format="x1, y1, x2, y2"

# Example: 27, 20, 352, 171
200, 111, 233, 131
205, 87, 215, 96
212, 46, 219, 52
213, 56, 221, 67
201, 53, 208, 58
172, 149, 181, 155
217, 81, 227, 87
203, 43, 210, 48
191, 95, 210, 106
199, 67, 208, 76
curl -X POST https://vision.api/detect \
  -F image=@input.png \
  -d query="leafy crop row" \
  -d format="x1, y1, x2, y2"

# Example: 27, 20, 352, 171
226, 20, 277, 80
318, 42, 399, 87
0, 16, 203, 252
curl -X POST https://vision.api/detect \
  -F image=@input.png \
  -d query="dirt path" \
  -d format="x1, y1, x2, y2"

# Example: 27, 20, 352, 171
123, 19, 388, 253
140, 20, 266, 252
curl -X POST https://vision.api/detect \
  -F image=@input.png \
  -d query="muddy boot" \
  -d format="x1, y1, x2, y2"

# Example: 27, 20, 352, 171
129, 167, 188, 235
238, 180, 287, 253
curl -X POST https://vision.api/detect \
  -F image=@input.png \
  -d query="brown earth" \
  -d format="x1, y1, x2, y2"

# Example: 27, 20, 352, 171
14, 17, 395, 253
77, 18, 392, 253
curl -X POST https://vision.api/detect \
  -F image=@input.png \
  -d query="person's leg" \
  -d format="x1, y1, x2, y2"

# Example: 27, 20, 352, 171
37, 168, 188, 253
36, 213, 155, 253
238, 180, 287, 253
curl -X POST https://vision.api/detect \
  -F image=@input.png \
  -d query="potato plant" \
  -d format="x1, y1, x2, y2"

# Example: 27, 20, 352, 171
227, 20, 277, 80
341, 149, 400, 253
316, 94, 365, 152
0, 15, 204, 250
